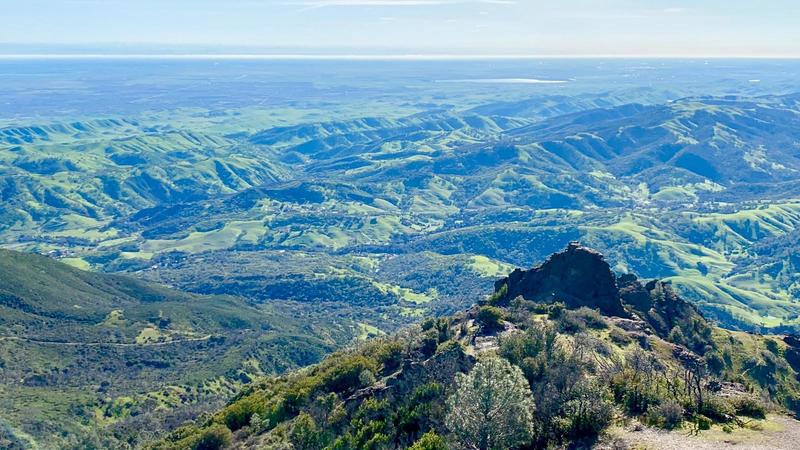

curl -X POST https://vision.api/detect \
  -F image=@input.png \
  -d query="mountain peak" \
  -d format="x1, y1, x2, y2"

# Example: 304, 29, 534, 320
494, 242, 628, 317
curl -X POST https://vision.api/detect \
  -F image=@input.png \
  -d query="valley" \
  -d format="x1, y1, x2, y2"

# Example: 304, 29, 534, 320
3, 58, 800, 448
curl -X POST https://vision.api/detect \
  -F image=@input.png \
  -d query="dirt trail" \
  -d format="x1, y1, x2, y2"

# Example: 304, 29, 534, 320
607, 415, 800, 450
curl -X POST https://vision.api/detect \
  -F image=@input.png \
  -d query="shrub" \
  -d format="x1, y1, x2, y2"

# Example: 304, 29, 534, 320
436, 340, 462, 355
557, 308, 606, 334
290, 413, 325, 450
486, 283, 508, 305
193, 424, 233, 450
573, 308, 608, 330
561, 382, 614, 437
419, 332, 439, 357
476, 306, 506, 332
319, 355, 379, 394
409, 431, 448, 450
730, 395, 767, 419
557, 312, 587, 334
547, 303, 566, 319
701, 396, 735, 423
696, 415, 712, 430
215, 391, 270, 431
371, 341, 405, 373
646, 401, 684, 430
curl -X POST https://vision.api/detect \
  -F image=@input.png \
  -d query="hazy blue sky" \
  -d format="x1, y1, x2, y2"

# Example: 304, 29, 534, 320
1, 0, 798, 56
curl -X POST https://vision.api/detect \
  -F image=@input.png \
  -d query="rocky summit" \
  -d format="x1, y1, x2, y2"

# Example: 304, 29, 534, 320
494, 242, 628, 317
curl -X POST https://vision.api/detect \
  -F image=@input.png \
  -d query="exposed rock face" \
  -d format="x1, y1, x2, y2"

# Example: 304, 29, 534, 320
494, 242, 628, 317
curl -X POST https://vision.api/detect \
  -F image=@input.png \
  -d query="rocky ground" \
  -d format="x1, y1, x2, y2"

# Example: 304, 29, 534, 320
603, 415, 800, 450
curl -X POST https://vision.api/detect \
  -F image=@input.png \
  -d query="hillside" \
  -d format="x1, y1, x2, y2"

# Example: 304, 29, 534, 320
153, 244, 800, 450
0, 250, 362, 449
4, 93, 800, 334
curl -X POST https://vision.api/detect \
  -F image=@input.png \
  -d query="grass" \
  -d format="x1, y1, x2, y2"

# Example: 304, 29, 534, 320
468, 255, 515, 278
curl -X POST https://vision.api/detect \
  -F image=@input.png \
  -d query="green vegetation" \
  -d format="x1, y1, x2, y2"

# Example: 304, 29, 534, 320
6, 93, 800, 337
0, 250, 361, 448
6, 71, 800, 448
445, 357, 535, 450
152, 247, 800, 449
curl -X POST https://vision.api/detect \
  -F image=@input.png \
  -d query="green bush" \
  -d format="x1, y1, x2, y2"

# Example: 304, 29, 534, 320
573, 307, 608, 330
557, 308, 608, 334
370, 340, 405, 373
486, 283, 508, 305
476, 306, 506, 332
701, 396, 735, 423
215, 391, 270, 431
561, 382, 615, 437
546, 302, 566, 319
557, 312, 587, 334
290, 412, 327, 450
409, 431, 448, 450
730, 395, 767, 419
419, 332, 439, 357
646, 401, 684, 430
695, 415, 712, 430
319, 355, 379, 394
193, 424, 233, 450
434, 340, 459, 355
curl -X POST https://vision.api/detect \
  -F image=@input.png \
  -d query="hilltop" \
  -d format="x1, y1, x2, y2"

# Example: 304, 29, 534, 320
153, 244, 800, 450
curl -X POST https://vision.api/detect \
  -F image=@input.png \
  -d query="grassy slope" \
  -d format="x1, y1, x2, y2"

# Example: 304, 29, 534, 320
0, 250, 359, 449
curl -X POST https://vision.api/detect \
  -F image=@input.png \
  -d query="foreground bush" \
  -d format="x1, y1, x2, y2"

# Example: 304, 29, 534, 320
730, 395, 768, 419
647, 401, 684, 429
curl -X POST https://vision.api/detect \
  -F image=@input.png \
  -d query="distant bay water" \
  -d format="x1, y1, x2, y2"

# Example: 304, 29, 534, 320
436, 78, 568, 84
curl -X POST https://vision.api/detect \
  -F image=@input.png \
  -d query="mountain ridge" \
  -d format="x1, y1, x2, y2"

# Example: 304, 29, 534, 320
151, 244, 800, 450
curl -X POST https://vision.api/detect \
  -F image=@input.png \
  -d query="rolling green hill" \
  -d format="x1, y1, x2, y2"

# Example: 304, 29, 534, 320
0, 249, 362, 449
5, 94, 800, 333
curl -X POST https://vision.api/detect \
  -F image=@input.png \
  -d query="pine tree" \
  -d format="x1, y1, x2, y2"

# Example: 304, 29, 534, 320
445, 357, 535, 450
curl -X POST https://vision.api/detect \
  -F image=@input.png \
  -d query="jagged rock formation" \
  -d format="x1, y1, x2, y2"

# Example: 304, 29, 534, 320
494, 242, 628, 316
495, 242, 629, 317
494, 242, 714, 352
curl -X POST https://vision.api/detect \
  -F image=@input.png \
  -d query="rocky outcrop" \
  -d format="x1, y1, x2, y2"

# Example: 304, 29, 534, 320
494, 242, 629, 317
493, 242, 715, 353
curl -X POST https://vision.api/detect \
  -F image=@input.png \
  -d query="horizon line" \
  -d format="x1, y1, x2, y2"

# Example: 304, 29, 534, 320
1, 53, 800, 61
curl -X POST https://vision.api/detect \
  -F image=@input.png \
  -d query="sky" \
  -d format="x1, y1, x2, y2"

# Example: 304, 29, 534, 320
1, 0, 799, 57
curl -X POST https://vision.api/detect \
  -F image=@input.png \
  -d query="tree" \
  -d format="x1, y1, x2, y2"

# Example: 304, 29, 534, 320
445, 357, 535, 450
